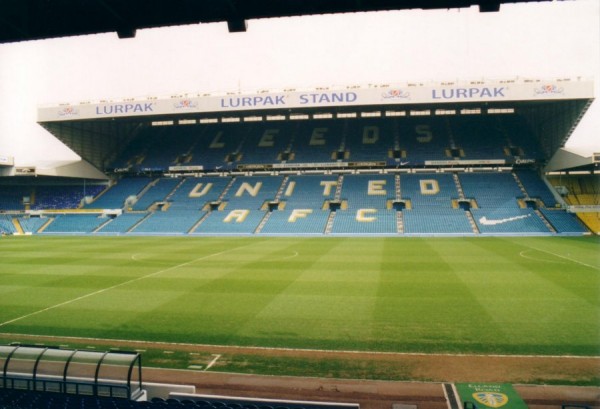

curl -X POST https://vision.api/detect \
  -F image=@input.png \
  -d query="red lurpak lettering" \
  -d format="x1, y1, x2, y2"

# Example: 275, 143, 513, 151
432, 87, 505, 99
220, 95, 286, 108
96, 103, 154, 115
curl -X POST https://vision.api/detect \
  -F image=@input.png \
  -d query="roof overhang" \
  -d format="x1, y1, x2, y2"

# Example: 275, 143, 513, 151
36, 78, 595, 177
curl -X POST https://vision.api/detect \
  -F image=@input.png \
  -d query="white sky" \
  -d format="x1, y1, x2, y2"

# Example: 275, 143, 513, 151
0, 0, 598, 167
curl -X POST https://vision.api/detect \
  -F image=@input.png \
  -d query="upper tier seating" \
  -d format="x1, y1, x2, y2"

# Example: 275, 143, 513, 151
0, 185, 31, 210
31, 185, 105, 210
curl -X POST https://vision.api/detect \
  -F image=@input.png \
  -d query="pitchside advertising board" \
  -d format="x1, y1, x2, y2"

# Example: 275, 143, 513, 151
38, 79, 594, 122
455, 383, 528, 409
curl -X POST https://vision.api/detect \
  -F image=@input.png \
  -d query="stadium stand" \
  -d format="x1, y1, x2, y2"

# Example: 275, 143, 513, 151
0, 185, 32, 211
131, 178, 181, 211
403, 208, 473, 234
514, 169, 558, 208
42, 214, 108, 234
16, 215, 48, 233
291, 120, 345, 164
96, 213, 148, 234
132, 210, 206, 234
84, 177, 151, 209
0, 214, 17, 234
459, 172, 523, 209
0, 114, 592, 237
0, 389, 358, 409
31, 185, 105, 210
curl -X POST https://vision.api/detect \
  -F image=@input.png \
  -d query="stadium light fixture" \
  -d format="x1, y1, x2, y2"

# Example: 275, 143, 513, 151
488, 108, 514, 114
199, 118, 218, 124
435, 109, 456, 116
409, 110, 431, 116
361, 112, 381, 117
337, 113, 357, 118
178, 119, 197, 125
290, 114, 309, 120
385, 111, 406, 117
314, 113, 333, 119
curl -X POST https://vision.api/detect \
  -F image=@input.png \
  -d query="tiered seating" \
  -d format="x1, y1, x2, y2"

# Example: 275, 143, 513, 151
132, 210, 205, 234
17, 216, 48, 233
0, 389, 357, 409
398, 118, 450, 164
132, 178, 180, 210
401, 173, 457, 209
341, 174, 395, 209
281, 175, 338, 208
500, 115, 543, 160
471, 208, 549, 234
168, 177, 230, 212
459, 172, 522, 209
187, 123, 243, 170
0, 214, 17, 233
403, 209, 472, 234
221, 176, 283, 210
42, 214, 107, 233
260, 209, 330, 234
344, 119, 392, 162
539, 208, 587, 233
291, 120, 344, 163
515, 170, 557, 207
0, 185, 31, 210
239, 122, 295, 164
449, 116, 507, 159
84, 177, 152, 209
195, 210, 266, 234
96, 213, 147, 234
331, 209, 397, 234
31, 185, 105, 210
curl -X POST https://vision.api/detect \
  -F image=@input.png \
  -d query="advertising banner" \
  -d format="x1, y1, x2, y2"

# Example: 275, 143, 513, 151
455, 383, 527, 409
38, 79, 594, 123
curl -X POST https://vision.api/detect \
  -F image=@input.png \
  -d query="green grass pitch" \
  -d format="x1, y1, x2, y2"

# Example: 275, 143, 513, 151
0, 235, 598, 356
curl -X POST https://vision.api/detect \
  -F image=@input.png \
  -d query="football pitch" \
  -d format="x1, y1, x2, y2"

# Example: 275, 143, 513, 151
1, 235, 599, 358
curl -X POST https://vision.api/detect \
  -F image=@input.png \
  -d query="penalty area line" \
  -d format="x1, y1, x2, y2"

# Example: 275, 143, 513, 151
523, 245, 600, 271
0, 242, 257, 329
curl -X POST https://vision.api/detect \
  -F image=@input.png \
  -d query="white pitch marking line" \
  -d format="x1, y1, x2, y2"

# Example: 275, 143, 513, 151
0, 243, 257, 328
3, 331, 599, 359
204, 354, 221, 371
518, 249, 565, 264
524, 245, 600, 271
